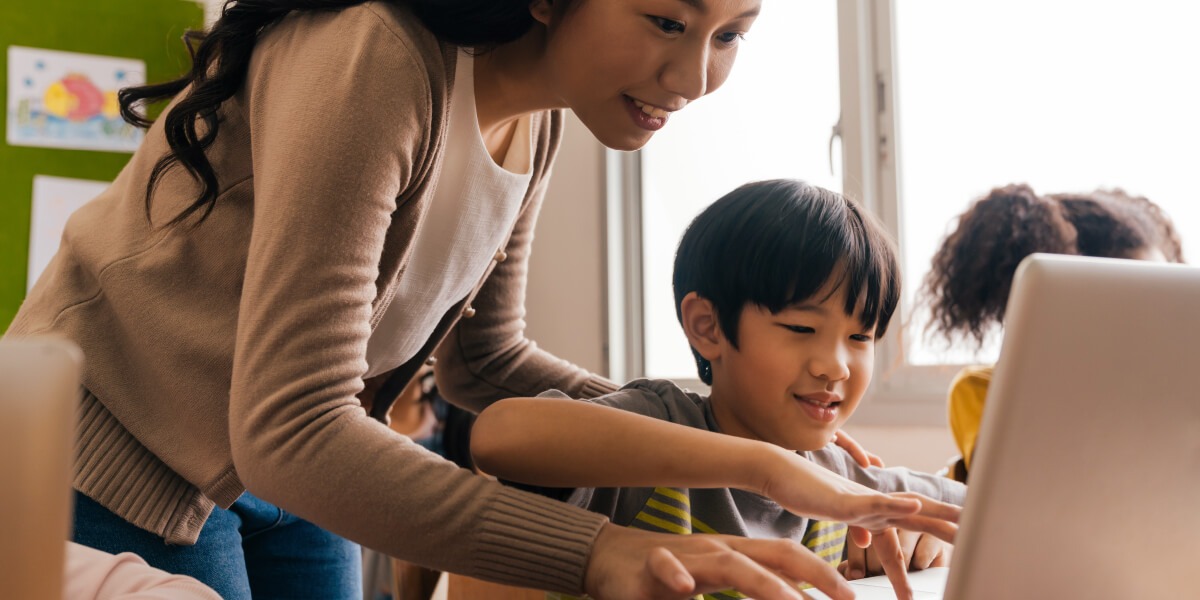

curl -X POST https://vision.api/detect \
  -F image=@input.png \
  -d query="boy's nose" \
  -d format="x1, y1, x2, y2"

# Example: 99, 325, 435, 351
809, 351, 851, 383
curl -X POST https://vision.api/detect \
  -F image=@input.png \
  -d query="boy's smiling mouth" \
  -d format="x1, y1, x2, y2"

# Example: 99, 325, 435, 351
794, 392, 842, 423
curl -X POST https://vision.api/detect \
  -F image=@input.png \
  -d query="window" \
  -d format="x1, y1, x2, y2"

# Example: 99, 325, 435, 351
614, 0, 1200, 420
893, 0, 1200, 365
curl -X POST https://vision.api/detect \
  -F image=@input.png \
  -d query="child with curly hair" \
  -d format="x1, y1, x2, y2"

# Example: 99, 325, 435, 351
921, 183, 1184, 480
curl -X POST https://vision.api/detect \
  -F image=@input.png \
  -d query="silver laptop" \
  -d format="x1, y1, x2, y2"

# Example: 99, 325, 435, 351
0, 337, 82, 600
814, 254, 1200, 599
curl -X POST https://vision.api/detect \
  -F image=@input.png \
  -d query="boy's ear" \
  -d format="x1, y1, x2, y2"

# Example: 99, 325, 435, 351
680, 292, 725, 362
529, 0, 554, 26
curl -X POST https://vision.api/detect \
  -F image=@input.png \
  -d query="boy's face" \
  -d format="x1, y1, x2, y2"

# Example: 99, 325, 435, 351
706, 284, 875, 452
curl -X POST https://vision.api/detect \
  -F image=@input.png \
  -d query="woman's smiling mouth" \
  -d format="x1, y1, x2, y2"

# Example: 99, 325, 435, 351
623, 95, 674, 131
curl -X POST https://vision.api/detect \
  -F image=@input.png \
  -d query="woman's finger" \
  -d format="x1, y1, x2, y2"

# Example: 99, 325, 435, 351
728, 537, 856, 600
644, 545, 696, 596
684, 548, 809, 600
589, 526, 821, 600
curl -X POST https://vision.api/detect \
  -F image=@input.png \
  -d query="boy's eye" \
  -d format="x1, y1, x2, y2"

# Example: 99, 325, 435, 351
651, 16, 686, 34
850, 333, 874, 343
782, 324, 815, 334
716, 31, 746, 45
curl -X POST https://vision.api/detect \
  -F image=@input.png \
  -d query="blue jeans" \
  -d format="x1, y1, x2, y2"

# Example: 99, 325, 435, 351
72, 490, 362, 600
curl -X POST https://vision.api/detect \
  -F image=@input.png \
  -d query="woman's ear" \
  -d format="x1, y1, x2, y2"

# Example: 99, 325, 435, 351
529, 0, 554, 26
680, 292, 724, 362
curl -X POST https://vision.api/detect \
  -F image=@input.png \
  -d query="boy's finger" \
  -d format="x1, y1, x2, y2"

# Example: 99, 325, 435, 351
887, 515, 959, 545
910, 535, 941, 570
864, 494, 922, 519
895, 493, 962, 522
873, 529, 915, 600
839, 543, 866, 580
830, 429, 874, 469
848, 525, 873, 549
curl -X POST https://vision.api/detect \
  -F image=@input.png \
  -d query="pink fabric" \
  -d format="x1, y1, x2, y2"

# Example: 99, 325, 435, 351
64, 543, 221, 600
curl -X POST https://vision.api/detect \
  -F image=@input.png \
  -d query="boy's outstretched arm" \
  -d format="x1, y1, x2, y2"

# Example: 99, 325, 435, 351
472, 396, 773, 492
471, 397, 960, 544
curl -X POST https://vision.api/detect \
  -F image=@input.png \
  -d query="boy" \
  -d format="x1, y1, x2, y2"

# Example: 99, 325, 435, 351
472, 180, 965, 598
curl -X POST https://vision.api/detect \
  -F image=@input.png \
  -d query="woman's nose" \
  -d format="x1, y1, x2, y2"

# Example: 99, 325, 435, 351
659, 41, 710, 101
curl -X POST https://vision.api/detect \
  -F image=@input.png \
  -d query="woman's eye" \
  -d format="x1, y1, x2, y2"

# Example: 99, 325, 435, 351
716, 31, 746, 45
651, 16, 686, 34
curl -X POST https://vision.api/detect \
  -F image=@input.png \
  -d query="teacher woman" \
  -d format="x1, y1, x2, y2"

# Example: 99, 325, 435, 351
8, 1, 950, 599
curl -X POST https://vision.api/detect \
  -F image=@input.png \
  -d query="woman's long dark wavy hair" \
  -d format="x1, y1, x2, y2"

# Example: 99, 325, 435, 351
118, 0, 548, 227
922, 183, 1184, 347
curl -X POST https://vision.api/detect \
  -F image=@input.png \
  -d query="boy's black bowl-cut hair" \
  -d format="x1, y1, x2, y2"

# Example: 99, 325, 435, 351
672, 179, 900, 385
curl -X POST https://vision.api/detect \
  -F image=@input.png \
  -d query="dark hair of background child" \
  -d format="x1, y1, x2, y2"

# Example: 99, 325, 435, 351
922, 183, 1184, 348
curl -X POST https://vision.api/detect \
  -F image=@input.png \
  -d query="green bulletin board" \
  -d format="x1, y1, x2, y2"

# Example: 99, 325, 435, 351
0, 0, 204, 329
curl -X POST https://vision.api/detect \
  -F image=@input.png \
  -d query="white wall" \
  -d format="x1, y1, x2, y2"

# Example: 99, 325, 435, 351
523, 115, 609, 374
196, 0, 220, 25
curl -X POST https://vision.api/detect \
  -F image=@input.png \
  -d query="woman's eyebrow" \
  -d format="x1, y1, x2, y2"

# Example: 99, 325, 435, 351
672, 0, 762, 20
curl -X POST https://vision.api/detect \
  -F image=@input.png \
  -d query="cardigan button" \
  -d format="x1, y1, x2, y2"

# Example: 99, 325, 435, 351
494, 249, 508, 263
462, 306, 477, 319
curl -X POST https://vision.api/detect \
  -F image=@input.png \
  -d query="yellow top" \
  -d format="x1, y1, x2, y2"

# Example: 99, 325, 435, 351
947, 365, 994, 470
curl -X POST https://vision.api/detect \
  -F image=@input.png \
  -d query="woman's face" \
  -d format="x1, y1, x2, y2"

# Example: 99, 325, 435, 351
536, 0, 761, 151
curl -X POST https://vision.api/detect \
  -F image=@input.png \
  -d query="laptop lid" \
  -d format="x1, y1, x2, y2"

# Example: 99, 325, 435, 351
945, 254, 1200, 598
0, 337, 81, 600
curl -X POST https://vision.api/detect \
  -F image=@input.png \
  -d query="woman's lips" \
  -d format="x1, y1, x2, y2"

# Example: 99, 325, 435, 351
623, 95, 670, 131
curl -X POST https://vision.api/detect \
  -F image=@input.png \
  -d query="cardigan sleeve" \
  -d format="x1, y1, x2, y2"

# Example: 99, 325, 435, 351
226, 6, 607, 593
433, 111, 618, 413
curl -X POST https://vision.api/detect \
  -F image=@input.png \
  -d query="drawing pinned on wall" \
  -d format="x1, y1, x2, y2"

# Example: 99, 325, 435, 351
6, 46, 145, 152
28, 175, 108, 292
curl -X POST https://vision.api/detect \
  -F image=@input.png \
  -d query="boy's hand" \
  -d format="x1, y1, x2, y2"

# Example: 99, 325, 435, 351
752, 446, 959, 599
584, 522, 856, 600
838, 528, 952, 600
840, 529, 952, 580
831, 429, 885, 468
759, 448, 961, 544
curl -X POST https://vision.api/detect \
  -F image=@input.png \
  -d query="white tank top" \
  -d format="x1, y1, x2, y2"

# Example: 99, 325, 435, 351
364, 50, 533, 377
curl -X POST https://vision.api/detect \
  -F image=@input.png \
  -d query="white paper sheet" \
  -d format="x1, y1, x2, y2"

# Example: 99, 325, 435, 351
28, 175, 109, 291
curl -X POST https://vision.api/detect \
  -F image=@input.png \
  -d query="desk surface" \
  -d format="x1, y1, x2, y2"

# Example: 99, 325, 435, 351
806, 567, 949, 600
